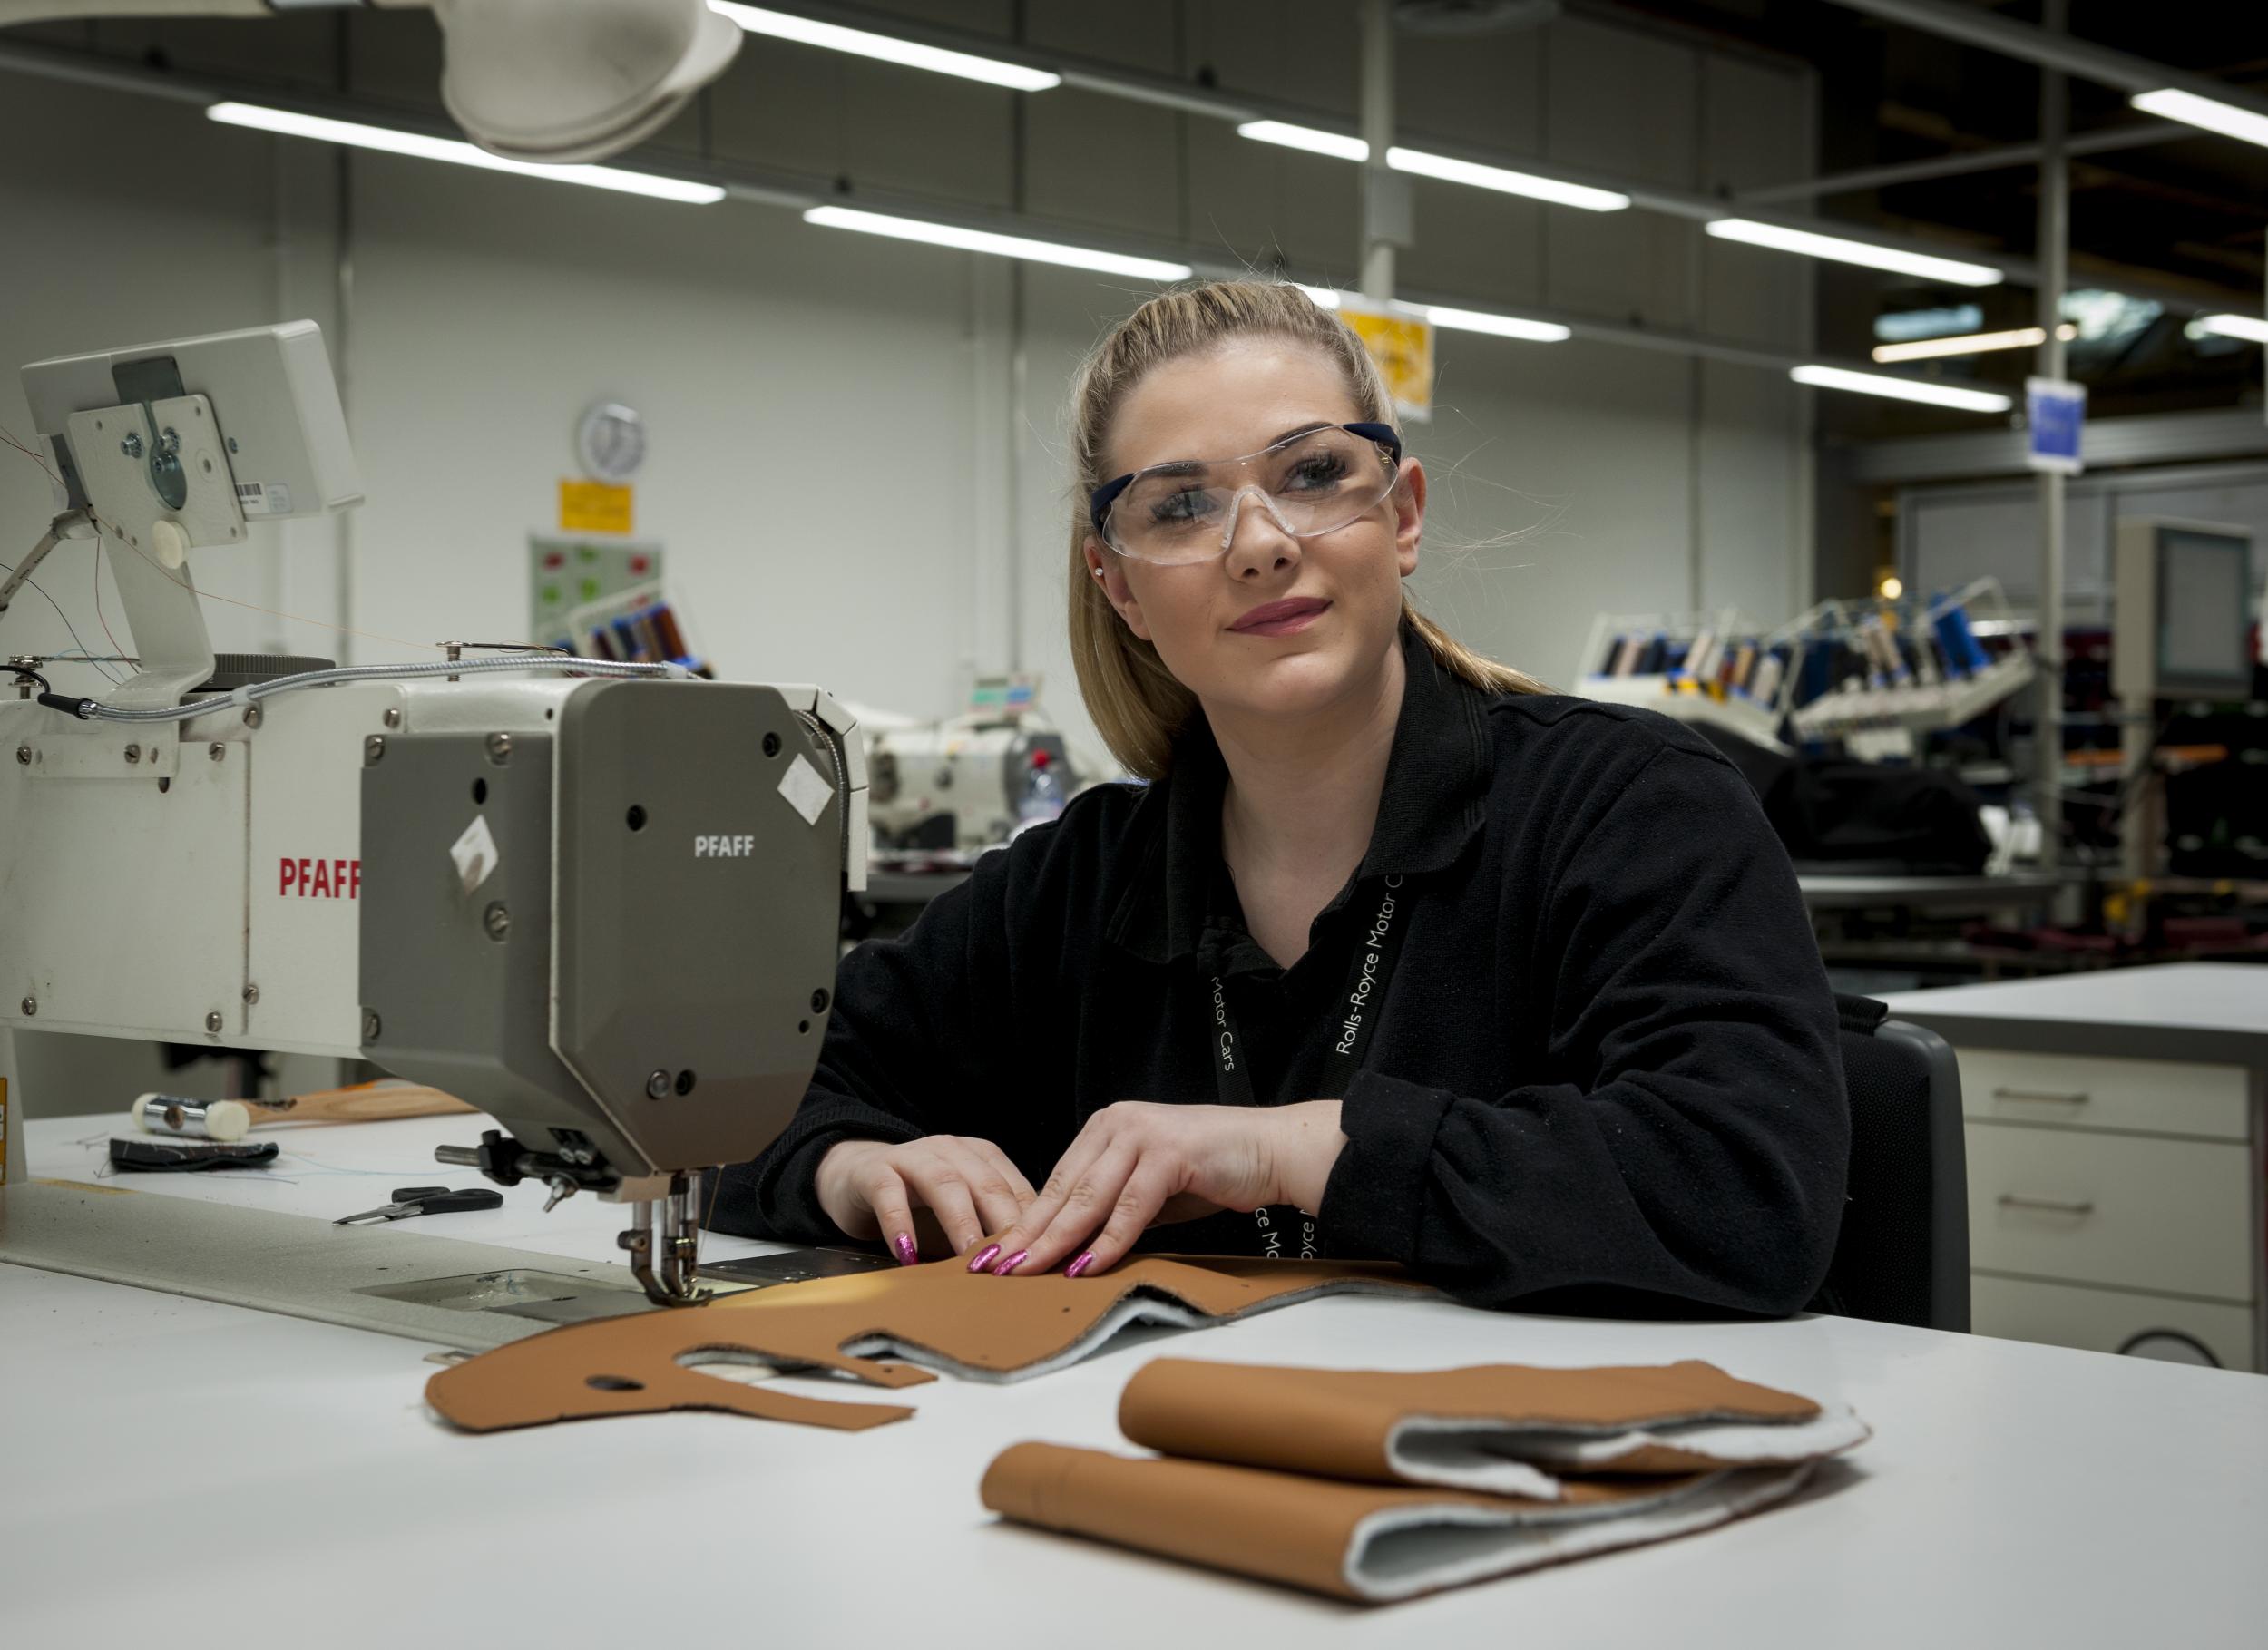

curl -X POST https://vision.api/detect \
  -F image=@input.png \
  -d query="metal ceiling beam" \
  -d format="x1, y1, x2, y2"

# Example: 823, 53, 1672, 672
1735, 120, 2191, 203
1816, 0, 2268, 120
742, 3, 2267, 319
0, 6, 2062, 298
0, 34, 1943, 395
0, 15, 2253, 324
758, 1, 2050, 291
10, 2, 2252, 315
1841, 406, 2268, 483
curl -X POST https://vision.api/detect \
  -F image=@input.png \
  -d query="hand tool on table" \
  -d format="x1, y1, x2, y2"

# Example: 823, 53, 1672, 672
135, 1083, 478, 1143
334, 1185, 506, 1225
109, 1137, 280, 1173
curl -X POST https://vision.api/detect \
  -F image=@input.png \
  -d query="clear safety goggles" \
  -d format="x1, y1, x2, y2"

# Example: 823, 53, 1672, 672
1088, 421, 1404, 566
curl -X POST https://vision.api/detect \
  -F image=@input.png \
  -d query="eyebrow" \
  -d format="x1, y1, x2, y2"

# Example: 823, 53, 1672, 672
1129, 421, 1338, 481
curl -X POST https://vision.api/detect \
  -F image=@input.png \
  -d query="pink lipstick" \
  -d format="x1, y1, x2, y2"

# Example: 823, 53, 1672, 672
1229, 597, 1330, 637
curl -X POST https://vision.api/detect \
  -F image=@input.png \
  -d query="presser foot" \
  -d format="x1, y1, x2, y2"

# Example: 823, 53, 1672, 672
619, 1172, 709, 1306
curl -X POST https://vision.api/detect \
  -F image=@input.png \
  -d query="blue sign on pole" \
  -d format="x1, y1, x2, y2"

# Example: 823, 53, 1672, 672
2026, 376, 2087, 475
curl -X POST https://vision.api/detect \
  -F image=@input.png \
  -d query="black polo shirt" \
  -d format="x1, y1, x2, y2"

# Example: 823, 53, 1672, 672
712, 627, 1849, 1315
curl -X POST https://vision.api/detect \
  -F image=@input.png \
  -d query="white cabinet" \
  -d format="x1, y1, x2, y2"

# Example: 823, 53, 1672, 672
1957, 1049, 2249, 1140
1965, 1124, 2253, 1301
1970, 1274, 2255, 1371
1952, 1048, 2262, 1373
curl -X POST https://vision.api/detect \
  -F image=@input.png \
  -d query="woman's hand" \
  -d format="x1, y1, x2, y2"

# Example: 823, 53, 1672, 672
815, 1136, 1036, 1264
974, 1101, 1345, 1278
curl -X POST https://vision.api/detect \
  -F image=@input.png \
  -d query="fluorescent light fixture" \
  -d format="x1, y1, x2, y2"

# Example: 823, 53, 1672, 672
2130, 87, 2268, 150
1422, 305, 1569, 343
1707, 219, 2002, 288
1293, 286, 1565, 341
1236, 122, 1628, 212
2195, 313, 2268, 344
207, 102, 724, 203
1237, 120, 1370, 162
1872, 325, 2076, 364
803, 205, 1189, 280
710, 3, 1059, 92
1790, 364, 2012, 414
1386, 147, 1628, 212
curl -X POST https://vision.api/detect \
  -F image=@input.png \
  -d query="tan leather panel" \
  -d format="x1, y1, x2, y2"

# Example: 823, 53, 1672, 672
1118, 1356, 1823, 1482
980, 1443, 1768, 1602
426, 1255, 1431, 1434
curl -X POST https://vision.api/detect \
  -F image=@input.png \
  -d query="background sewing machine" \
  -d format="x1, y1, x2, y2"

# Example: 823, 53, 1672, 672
0, 320, 865, 1319
864, 680, 1082, 854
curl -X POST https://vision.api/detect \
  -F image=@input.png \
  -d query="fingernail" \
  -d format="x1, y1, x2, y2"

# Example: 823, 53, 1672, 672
992, 1249, 1029, 1276
894, 1232, 919, 1266
1064, 1251, 1095, 1280
967, 1244, 1002, 1274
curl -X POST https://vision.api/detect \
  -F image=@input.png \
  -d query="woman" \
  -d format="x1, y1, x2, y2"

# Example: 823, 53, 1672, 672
711, 280, 1846, 1314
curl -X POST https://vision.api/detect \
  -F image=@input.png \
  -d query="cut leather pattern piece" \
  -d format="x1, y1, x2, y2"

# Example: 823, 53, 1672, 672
1117, 1357, 1870, 1499
425, 1255, 1431, 1434
980, 1443, 1817, 1604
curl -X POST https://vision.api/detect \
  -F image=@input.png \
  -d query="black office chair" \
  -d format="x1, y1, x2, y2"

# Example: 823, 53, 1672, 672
1812, 992, 1970, 1333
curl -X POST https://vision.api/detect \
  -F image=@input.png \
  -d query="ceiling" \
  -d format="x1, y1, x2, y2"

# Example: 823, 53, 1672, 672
1581, 0, 2266, 433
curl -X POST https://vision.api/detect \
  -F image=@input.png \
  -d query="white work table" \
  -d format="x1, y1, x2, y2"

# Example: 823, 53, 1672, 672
5, 1114, 2267, 1649
1884, 962, 2268, 1068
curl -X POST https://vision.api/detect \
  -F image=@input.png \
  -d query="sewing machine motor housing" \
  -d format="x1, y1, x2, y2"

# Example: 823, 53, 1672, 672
359, 676, 847, 1188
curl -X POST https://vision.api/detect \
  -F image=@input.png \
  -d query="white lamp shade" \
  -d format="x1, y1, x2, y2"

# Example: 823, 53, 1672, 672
435, 0, 741, 164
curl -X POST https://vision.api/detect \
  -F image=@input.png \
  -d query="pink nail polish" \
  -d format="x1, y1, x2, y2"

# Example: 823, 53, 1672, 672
993, 1249, 1029, 1275
968, 1244, 1002, 1274
1064, 1251, 1095, 1280
894, 1232, 919, 1266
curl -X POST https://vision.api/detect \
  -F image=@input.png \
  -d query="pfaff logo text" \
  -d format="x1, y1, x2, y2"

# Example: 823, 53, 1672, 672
279, 857, 360, 898
694, 835, 757, 858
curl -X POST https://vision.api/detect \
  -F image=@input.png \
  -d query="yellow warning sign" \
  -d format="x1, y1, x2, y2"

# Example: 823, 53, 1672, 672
1340, 302, 1434, 424
560, 480, 634, 535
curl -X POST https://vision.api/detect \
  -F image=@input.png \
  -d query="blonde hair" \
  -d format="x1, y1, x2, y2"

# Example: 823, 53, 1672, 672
1066, 279, 1547, 780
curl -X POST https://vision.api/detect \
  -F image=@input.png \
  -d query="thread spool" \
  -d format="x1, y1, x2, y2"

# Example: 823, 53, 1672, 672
1932, 599, 1989, 679
132, 1093, 253, 1143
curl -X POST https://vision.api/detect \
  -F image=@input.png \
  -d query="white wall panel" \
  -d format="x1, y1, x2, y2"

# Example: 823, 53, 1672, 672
1024, 91, 1188, 241
1410, 338, 1697, 685
1544, 17, 1698, 332
1699, 359, 1803, 622
1700, 54, 1807, 347
343, 153, 996, 719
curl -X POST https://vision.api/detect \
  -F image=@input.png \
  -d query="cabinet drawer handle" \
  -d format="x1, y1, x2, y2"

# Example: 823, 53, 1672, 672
1998, 1193, 2096, 1216
1990, 1087, 2090, 1106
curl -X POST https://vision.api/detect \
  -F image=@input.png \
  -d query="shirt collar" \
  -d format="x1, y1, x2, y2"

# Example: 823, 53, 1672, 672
1107, 624, 1492, 964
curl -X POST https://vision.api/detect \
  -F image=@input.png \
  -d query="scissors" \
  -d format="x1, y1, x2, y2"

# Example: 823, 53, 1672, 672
335, 1184, 505, 1225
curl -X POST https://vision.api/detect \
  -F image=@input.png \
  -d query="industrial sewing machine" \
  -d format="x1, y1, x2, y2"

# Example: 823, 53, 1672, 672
0, 321, 865, 1314
865, 699, 1080, 853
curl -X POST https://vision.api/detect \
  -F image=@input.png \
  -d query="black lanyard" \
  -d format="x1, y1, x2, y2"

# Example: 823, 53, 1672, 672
1200, 875, 1408, 1257
1204, 873, 1409, 1107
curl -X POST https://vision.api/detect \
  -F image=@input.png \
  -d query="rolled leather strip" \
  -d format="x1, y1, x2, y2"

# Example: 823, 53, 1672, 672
1116, 1358, 1867, 1496
980, 1443, 1816, 1604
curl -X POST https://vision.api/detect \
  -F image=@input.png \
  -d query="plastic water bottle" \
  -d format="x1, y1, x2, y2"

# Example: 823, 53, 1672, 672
1016, 748, 1065, 828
